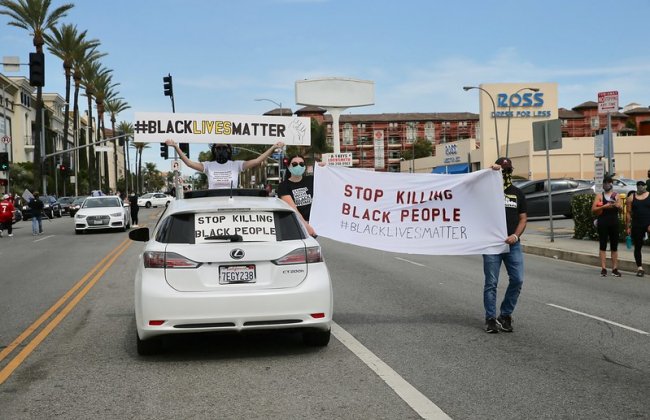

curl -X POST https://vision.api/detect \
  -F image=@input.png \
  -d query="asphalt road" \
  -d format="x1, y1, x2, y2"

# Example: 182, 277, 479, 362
1, 209, 648, 419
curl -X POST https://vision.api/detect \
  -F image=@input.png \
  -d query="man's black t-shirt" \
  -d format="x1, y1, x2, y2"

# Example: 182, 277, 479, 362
504, 184, 527, 235
277, 176, 314, 221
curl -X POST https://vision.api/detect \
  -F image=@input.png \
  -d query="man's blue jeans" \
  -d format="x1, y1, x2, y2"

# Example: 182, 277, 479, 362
482, 241, 524, 320
32, 215, 42, 235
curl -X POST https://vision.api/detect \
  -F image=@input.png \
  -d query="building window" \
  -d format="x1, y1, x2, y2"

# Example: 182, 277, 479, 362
343, 123, 353, 145
561, 119, 568, 127
424, 121, 435, 141
406, 122, 417, 143
590, 117, 599, 130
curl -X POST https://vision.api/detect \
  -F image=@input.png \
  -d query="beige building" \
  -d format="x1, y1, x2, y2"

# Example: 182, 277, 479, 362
403, 82, 650, 180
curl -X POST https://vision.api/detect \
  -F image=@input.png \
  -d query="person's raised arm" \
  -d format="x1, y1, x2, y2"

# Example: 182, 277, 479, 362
165, 139, 204, 172
242, 142, 285, 171
279, 193, 316, 236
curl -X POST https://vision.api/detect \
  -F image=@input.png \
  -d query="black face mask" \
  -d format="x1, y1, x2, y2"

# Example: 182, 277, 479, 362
212, 146, 231, 164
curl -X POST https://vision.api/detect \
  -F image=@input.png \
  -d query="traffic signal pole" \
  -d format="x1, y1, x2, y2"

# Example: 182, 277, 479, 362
163, 74, 182, 199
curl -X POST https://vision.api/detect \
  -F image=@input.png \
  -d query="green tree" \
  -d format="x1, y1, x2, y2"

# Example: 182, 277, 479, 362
0, 0, 74, 190
402, 138, 432, 160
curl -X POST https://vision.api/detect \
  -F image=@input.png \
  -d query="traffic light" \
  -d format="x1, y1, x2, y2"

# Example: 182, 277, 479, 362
29, 52, 45, 87
282, 157, 289, 168
163, 74, 173, 97
160, 142, 169, 159
179, 142, 189, 158
0, 152, 9, 170
59, 163, 67, 175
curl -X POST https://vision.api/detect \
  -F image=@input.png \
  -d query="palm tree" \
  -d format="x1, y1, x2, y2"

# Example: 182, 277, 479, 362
0, 0, 74, 191
94, 74, 118, 191
105, 98, 130, 194
116, 121, 133, 193
44, 23, 99, 169
130, 141, 149, 194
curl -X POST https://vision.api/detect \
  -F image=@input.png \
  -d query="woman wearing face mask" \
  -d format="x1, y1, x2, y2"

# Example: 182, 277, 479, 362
625, 180, 650, 276
592, 175, 622, 277
277, 155, 316, 237
165, 139, 283, 189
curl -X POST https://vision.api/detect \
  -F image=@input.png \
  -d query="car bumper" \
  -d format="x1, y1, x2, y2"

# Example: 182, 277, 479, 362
135, 265, 333, 340
75, 217, 126, 230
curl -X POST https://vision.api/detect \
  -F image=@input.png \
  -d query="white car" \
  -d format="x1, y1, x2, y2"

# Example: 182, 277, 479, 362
129, 190, 332, 355
137, 193, 172, 208
74, 196, 131, 234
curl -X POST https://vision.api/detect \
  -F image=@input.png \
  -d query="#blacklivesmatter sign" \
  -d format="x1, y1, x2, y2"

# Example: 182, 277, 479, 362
133, 112, 311, 145
310, 167, 509, 255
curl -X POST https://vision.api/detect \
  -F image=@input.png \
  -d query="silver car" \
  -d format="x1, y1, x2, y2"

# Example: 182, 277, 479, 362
516, 178, 595, 218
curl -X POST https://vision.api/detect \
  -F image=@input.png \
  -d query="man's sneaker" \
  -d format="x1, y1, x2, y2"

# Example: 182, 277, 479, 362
611, 268, 622, 277
497, 315, 513, 332
8, 233, 13, 237
600, 268, 607, 277
485, 318, 500, 333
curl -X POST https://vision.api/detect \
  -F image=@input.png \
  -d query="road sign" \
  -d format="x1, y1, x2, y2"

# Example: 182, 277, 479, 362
1, 135, 10, 144
171, 160, 180, 171
532, 119, 562, 152
598, 91, 618, 114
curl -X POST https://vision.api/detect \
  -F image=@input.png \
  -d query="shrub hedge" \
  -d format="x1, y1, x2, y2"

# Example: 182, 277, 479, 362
571, 193, 628, 241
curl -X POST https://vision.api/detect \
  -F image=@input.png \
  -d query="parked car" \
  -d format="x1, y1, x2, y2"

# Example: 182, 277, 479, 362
516, 178, 595, 218
74, 196, 131, 234
21, 195, 63, 219
128, 189, 332, 355
68, 196, 88, 217
12, 208, 22, 224
612, 178, 638, 195
137, 192, 172, 208
56, 196, 75, 214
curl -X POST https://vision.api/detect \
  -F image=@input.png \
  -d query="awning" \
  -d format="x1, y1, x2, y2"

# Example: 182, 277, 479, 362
431, 163, 470, 174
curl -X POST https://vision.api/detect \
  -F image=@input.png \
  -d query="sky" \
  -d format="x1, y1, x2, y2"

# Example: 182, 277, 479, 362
2, 0, 650, 175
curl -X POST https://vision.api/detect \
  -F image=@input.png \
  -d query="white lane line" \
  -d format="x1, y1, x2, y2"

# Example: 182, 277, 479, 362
331, 322, 451, 420
34, 235, 54, 242
395, 257, 426, 267
547, 303, 649, 335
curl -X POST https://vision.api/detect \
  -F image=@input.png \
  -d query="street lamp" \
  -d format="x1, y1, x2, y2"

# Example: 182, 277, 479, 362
506, 87, 539, 157
254, 98, 283, 116
463, 86, 500, 156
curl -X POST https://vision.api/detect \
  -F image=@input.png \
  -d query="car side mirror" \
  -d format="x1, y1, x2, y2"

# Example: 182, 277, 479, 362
128, 227, 150, 242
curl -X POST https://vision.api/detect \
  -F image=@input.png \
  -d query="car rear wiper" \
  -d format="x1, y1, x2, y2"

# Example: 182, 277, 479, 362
204, 234, 243, 242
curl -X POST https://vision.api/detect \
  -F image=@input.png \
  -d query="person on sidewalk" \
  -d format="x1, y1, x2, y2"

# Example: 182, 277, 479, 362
28, 192, 45, 236
592, 176, 622, 277
0, 194, 15, 237
625, 181, 650, 277
483, 157, 528, 334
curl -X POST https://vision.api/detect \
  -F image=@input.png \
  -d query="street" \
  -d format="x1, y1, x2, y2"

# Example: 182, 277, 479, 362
1, 208, 649, 419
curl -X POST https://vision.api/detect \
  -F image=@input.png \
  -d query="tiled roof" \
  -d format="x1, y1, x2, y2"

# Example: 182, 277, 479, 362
625, 107, 650, 115
323, 112, 479, 123
558, 108, 583, 119
295, 106, 326, 114
262, 108, 292, 116
572, 101, 598, 110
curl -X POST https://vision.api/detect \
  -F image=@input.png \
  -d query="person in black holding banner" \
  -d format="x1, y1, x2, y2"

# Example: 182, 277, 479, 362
165, 140, 284, 189
483, 157, 527, 333
626, 180, 650, 277
278, 154, 316, 237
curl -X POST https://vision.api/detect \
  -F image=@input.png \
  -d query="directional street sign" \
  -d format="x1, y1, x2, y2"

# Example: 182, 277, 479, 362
598, 91, 619, 114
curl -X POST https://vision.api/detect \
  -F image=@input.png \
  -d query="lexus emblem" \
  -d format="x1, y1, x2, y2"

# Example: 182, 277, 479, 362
230, 248, 245, 260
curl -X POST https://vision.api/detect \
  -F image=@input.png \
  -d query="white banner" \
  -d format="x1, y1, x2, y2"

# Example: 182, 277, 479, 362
310, 166, 509, 255
133, 112, 311, 145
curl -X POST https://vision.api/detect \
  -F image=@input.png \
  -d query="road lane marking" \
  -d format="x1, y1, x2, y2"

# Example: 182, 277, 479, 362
395, 257, 426, 267
34, 235, 54, 242
547, 303, 649, 335
331, 322, 451, 420
0, 239, 132, 385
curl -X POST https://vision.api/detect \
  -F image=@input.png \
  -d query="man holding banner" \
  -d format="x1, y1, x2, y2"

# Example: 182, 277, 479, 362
483, 157, 527, 334
166, 139, 284, 189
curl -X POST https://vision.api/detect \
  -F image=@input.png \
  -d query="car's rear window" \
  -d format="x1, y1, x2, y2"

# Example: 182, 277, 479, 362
155, 210, 305, 244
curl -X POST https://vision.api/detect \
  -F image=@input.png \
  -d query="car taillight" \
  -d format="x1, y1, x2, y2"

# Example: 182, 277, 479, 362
143, 251, 200, 269
273, 246, 323, 265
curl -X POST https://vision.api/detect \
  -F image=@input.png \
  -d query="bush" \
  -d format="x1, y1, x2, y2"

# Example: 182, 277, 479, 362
571, 193, 627, 240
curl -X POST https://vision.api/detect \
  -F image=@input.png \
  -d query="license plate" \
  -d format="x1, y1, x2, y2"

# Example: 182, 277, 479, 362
219, 265, 256, 284
91, 220, 104, 225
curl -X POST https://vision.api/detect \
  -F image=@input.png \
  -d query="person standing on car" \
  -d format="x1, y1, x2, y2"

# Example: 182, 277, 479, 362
0, 194, 15, 237
592, 175, 622, 277
625, 181, 650, 277
28, 191, 45, 235
127, 190, 139, 228
165, 139, 284, 189
483, 157, 527, 334
278, 155, 316, 237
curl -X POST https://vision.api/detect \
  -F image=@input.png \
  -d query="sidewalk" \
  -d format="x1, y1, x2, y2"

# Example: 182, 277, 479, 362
522, 224, 648, 276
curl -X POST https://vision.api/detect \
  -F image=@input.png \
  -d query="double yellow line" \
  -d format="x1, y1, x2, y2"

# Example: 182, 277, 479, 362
0, 238, 132, 385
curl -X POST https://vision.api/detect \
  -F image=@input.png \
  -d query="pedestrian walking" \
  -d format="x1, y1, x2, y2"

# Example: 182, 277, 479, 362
0, 194, 15, 237
592, 175, 623, 277
127, 190, 139, 227
625, 180, 650, 277
165, 139, 284, 189
277, 154, 316, 236
483, 157, 528, 333
28, 192, 45, 235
